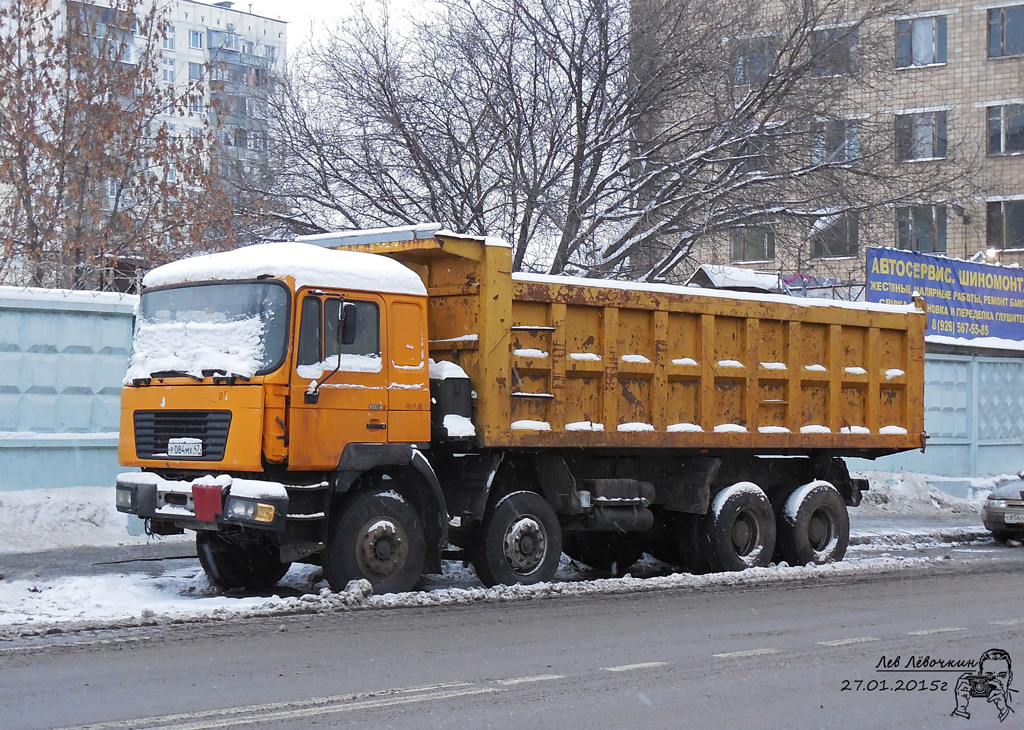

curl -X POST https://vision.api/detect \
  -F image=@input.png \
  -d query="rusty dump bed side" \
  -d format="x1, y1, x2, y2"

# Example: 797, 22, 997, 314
333, 233, 926, 457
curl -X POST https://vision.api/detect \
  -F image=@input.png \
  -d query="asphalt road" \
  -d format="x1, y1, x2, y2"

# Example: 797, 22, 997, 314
3, 549, 1024, 730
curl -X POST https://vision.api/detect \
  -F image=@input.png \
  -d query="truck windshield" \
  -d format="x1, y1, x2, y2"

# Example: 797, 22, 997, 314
125, 281, 289, 381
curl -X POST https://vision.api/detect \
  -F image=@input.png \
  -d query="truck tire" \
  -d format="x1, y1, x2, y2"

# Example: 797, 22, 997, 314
196, 532, 290, 591
690, 483, 776, 573
563, 532, 643, 576
322, 489, 426, 594
776, 481, 849, 566
473, 490, 562, 587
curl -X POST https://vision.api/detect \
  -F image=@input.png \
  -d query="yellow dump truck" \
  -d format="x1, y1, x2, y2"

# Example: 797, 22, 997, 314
116, 225, 925, 592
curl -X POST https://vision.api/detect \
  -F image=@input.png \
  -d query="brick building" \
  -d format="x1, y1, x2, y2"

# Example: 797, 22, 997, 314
681, 1, 1023, 291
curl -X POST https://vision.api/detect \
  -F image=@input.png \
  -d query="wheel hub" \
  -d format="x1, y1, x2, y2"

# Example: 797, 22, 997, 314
356, 519, 408, 579
502, 516, 546, 574
732, 513, 757, 555
807, 509, 834, 550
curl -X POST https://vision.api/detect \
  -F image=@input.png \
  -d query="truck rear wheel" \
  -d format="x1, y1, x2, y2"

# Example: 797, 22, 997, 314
323, 489, 426, 594
473, 490, 562, 587
776, 481, 849, 565
563, 532, 643, 576
196, 532, 290, 591
689, 483, 776, 573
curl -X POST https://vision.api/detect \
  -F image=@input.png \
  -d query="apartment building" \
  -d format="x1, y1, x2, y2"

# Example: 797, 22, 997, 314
681, 1, 1023, 288
146, 0, 286, 173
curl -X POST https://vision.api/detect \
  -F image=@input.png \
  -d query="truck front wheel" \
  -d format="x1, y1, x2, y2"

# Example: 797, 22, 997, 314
323, 489, 426, 594
776, 481, 849, 565
196, 532, 290, 591
473, 491, 562, 587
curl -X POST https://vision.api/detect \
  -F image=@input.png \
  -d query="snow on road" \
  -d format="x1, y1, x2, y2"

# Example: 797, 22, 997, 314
0, 472, 1009, 634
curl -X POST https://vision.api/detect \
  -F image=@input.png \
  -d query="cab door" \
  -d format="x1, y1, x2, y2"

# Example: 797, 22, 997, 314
289, 291, 388, 470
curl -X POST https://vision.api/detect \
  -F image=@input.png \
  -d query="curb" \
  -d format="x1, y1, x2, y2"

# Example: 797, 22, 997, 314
850, 526, 989, 547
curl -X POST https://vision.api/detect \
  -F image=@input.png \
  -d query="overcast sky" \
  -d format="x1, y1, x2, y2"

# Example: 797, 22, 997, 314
240, 1, 345, 46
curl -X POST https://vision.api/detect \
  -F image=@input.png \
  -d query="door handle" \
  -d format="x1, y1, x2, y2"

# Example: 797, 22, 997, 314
366, 422, 386, 430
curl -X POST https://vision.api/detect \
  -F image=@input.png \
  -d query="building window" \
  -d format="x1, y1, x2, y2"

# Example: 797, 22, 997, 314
163, 24, 174, 51
896, 16, 947, 67
162, 58, 175, 82
812, 27, 858, 76
189, 99, 204, 115
730, 227, 775, 262
989, 6, 1024, 58
189, 62, 204, 81
988, 201, 1024, 250
189, 29, 204, 49
246, 97, 267, 120
896, 205, 947, 252
987, 104, 1024, 155
895, 111, 947, 161
812, 119, 859, 163
733, 35, 777, 86
811, 212, 858, 258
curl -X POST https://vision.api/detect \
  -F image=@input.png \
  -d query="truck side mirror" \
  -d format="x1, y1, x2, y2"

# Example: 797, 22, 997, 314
340, 301, 358, 347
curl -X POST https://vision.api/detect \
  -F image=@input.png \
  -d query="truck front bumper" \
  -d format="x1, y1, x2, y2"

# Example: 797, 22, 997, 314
115, 472, 289, 532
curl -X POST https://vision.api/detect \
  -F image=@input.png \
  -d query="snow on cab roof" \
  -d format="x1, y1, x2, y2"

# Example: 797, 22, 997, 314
142, 241, 427, 296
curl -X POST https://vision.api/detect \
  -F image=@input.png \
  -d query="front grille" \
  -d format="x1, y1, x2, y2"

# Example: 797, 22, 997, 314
134, 410, 232, 460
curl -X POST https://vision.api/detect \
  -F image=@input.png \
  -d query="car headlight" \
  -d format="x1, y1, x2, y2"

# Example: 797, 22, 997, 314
987, 499, 1008, 509
224, 496, 276, 523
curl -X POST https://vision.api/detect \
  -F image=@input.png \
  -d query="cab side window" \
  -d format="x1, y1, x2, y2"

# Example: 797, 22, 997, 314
297, 297, 322, 366
298, 295, 381, 367
324, 298, 380, 359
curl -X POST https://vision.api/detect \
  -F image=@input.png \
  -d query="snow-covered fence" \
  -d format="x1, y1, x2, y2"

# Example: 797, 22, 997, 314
850, 349, 1024, 492
0, 286, 136, 491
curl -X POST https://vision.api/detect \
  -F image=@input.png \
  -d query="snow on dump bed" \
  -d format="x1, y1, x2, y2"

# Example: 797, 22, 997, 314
514, 272, 919, 315
142, 242, 427, 296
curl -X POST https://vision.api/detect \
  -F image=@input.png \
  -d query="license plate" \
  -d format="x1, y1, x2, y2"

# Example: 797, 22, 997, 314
1005, 513, 1024, 524
167, 439, 203, 457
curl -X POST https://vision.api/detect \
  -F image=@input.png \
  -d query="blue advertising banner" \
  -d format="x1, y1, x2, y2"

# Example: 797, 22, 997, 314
866, 247, 1024, 341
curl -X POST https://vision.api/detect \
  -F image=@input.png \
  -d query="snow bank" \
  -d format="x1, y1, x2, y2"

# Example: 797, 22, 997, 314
0, 487, 185, 554
1, 555, 931, 634
854, 471, 1005, 516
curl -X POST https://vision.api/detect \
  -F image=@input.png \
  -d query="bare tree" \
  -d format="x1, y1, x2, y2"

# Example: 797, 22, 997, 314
261, 0, 979, 280
0, 0, 232, 290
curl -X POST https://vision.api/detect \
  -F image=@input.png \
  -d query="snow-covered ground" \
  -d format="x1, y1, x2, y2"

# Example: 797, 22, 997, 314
0, 472, 1010, 635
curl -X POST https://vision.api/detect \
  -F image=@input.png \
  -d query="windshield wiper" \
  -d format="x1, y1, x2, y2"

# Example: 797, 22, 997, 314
203, 368, 252, 383
150, 370, 203, 381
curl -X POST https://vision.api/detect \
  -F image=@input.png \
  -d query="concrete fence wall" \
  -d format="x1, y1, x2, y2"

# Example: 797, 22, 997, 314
0, 286, 136, 491
849, 350, 1024, 494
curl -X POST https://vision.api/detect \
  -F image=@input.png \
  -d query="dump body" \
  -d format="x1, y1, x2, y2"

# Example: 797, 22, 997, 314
336, 233, 926, 457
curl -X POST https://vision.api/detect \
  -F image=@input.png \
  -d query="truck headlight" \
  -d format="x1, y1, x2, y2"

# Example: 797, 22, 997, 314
115, 486, 135, 512
988, 499, 1008, 509
224, 496, 276, 524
